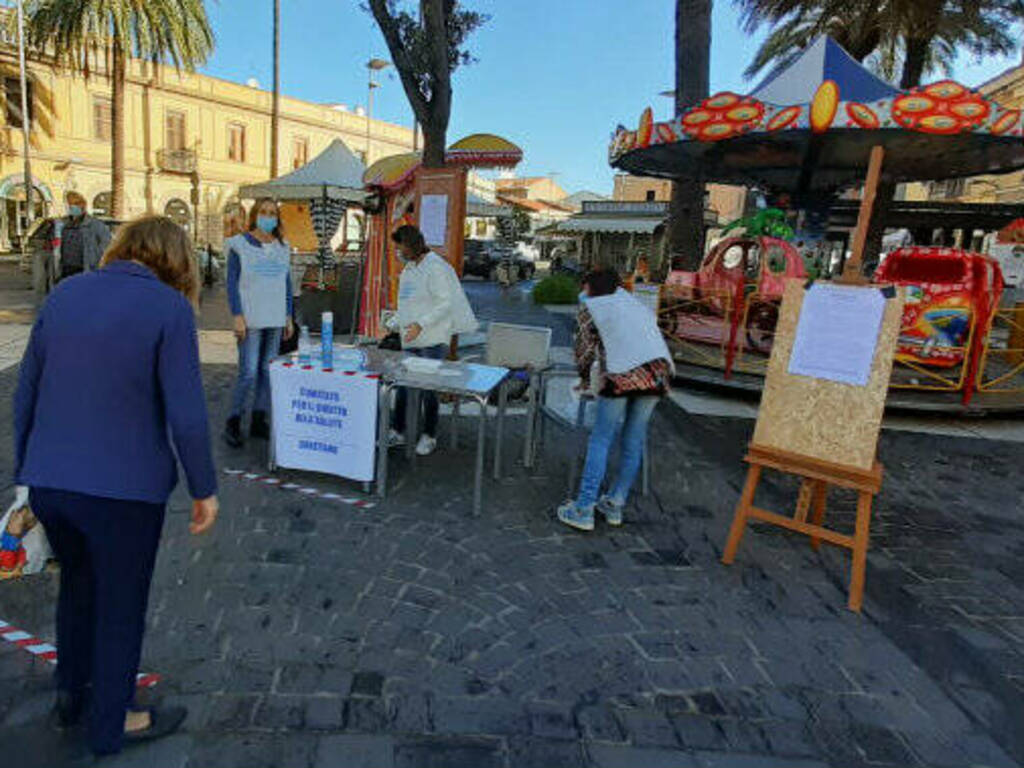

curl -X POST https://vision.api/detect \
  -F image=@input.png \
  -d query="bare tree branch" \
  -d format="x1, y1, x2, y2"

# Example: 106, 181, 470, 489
367, 0, 430, 121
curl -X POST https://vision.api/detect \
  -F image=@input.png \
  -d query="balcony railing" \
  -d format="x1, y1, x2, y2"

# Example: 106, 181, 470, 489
157, 148, 197, 174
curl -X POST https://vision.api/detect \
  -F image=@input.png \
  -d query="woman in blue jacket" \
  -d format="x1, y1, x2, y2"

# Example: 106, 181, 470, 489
224, 197, 294, 447
13, 216, 219, 756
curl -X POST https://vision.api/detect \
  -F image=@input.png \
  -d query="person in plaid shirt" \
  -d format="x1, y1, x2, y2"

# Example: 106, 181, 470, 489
558, 268, 673, 532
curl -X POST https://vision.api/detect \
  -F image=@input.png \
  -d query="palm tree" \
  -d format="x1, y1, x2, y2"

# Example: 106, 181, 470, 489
670, 0, 712, 271
24, 0, 214, 218
739, 0, 883, 75
737, 0, 1024, 89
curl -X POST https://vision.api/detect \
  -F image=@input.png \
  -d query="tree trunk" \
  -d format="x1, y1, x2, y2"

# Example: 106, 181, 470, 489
899, 37, 930, 90
421, 118, 446, 168
271, 0, 281, 178
861, 34, 934, 273
111, 44, 126, 219
669, 0, 711, 270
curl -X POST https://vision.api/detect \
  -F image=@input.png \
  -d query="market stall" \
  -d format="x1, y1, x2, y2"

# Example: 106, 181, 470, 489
360, 134, 523, 339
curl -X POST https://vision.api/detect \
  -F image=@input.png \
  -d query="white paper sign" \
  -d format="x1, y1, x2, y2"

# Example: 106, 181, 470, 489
787, 283, 886, 387
420, 194, 448, 247
270, 365, 378, 481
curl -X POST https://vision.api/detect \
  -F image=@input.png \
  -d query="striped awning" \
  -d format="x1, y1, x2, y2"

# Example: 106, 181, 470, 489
555, 217, 664, 235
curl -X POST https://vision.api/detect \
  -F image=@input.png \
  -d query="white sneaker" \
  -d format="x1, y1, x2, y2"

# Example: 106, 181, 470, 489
388, 429, 406, 447
415, 434, 438, 456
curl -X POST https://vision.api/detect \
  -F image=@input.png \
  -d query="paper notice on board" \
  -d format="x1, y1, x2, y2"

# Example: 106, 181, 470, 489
787, 283, 886, 387
420, 194, 448, 247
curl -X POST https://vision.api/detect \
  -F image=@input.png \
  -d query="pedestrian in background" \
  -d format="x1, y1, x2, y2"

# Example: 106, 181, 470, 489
58, 191, 112, 282
223, 197, 294, 448
557, 268, 673, 531
222, 202, 247, 240
388, 224, 477, 456
13, 216, 219, 757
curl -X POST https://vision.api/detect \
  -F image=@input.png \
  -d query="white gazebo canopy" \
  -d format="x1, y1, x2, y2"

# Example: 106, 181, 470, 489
239, 138, 369, 204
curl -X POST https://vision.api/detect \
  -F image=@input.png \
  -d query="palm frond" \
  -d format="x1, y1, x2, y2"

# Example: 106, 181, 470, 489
22, 0, 213, 75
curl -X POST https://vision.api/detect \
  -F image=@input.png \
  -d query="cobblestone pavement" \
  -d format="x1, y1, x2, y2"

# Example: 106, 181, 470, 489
2, 279, 1024, 767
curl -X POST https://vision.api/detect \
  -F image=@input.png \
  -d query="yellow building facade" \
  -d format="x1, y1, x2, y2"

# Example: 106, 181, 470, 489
0, 37, 417, 251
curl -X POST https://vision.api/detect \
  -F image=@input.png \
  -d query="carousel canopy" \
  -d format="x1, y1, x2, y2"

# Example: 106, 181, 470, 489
446, 134, 523, 168
753, 36, 898, 106
610, 37, 1024, 195
363, 135, 523, 190
362, 152, 421, 190
240, 139, 368, 203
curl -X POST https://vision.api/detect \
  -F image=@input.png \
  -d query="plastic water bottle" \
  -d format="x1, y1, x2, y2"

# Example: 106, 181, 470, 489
298, 325, 312, 365
321, 312, 334, 369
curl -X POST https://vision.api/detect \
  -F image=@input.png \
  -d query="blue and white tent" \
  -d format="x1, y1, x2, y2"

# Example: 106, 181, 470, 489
752, 37, 898, 106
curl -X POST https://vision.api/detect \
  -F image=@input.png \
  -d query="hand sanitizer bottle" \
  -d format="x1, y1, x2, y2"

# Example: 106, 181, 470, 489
298, 325, 312, 365
321, 312, 334, 369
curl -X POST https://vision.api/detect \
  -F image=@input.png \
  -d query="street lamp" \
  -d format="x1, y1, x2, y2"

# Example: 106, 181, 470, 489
365, 58, 390, 166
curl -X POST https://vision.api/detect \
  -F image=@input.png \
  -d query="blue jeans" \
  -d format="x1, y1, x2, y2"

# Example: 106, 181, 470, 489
230, 327, 283, 418
392, 344, 447, 437
576, 395, 659, 508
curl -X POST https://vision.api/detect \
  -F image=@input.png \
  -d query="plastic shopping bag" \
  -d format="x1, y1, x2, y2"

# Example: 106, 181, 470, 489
0, 486, 52, 579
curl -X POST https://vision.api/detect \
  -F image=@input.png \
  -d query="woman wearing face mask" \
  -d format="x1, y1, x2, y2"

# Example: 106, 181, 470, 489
223, 198, 294, 448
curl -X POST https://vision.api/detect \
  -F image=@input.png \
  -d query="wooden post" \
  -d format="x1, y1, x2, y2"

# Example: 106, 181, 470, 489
842, 145, 885, 283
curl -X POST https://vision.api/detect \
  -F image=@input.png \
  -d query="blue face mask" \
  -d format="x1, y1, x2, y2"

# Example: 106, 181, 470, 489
68, 205, 82, 217
578, 291, 588, 303
256, 215, 277, 234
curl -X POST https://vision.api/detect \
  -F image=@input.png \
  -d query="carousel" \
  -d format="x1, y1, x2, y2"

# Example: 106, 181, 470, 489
609, 36, 1024, 412
358, 133, 523, 338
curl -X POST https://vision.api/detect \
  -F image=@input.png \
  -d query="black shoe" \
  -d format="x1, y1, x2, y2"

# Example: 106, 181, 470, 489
49, 690, 85, 731
223, 416, 244, 448
122, 706, 188, 744
250, 410, 270, 440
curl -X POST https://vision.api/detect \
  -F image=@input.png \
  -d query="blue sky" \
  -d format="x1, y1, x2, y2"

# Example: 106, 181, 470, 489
201, 1, 1023, 195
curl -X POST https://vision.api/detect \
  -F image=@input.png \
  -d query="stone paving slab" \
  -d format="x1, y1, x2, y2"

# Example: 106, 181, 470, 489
2, 283, 1024, 766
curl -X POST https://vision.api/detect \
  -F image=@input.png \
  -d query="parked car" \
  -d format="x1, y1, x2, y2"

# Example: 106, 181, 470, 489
26, 216, 122, 294
549, 251, 583, 278
463, 239, 536, 281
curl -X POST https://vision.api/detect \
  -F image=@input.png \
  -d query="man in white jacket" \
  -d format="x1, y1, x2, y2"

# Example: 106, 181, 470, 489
390, 225, 478, 456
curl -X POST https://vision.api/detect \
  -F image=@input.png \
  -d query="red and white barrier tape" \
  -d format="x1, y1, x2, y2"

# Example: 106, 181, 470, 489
0, 619, 159, 688
223, 469, 376, 509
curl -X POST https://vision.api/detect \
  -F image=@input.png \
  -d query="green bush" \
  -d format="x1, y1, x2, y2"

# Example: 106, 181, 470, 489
532, 274, 580, 305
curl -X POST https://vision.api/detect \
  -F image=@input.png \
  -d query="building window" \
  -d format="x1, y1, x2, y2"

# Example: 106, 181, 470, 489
476, 220, 488, 237
292, 137, 309, 170
228, 122, 246, 163
4, 77, 33, 128
92, 192, 111, 216
645, 190, 656, 202
165, 110, 186, 151
92, 97, 112, 141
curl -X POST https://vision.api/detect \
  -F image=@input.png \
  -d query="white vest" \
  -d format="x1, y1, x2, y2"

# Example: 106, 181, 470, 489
230, 234, 290, 329
585, 288, 674, 375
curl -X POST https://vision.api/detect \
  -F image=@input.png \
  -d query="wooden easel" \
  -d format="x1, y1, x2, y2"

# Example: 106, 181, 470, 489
721, 444, 883, 612
720, 145, 898, 613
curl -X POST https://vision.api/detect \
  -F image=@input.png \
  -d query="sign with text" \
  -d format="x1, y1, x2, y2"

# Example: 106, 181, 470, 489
269, 364, 378, 482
